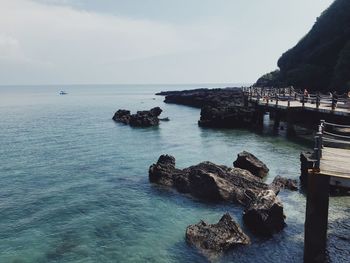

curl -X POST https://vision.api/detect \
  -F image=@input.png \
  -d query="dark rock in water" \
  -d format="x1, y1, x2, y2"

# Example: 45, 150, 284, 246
112, 107, 162, 127
270, 176, 298, 193
156, 88, 211, 97
112, 109, 131, 124
149, 154, 178, 187
150, 155, 286, 235
233, 151, 269, 179
243, 189, 286, 236
157, 87, 258, 129
149, 155, 269, 205
149, 155, 285, 235
159, 117, 170, 121
186, 213, 250, 253
161, 88, 244, 108
198, 105, 255, 128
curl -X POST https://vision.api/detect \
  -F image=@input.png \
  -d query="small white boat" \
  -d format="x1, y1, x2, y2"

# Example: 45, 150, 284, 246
59, 91, 68, 95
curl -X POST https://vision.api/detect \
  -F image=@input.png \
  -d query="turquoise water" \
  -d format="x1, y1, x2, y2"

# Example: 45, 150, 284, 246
0, 85, 348, 263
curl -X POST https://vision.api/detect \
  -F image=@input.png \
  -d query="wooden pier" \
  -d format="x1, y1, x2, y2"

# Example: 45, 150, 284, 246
241, 88, 350, 262
304, 121, 350, 263
242, 87, 350, 135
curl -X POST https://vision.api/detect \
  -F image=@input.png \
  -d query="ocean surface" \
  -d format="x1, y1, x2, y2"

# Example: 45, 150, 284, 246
0, 84, 348, 263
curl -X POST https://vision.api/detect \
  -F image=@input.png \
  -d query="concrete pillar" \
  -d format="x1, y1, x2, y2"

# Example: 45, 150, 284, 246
304, 173, 330, 263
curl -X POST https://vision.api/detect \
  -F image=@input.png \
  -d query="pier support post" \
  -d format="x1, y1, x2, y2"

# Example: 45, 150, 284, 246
286, 110, 296, 137
304, 173, 330, 263
255, 108, 265, 130
273, 110, 281, 132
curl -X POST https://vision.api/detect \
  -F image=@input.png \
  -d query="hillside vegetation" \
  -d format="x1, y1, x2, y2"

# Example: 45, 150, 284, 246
256, 0, 350, 93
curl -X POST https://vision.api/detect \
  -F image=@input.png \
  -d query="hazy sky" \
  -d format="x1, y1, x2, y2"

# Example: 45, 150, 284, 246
0, 0, 334, 85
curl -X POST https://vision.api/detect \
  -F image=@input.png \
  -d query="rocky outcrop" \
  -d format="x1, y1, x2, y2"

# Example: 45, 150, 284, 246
198, 105, 255, 128
243, 190, 286, 236
149, 155, 269, 205
158, 88, 244, 108
112, 107, 163, 127
157, 88, 257, 129
186, 213, 250, 253
233, 151, 269, 179
149, 155, 286, 235
270, 176, 298, 193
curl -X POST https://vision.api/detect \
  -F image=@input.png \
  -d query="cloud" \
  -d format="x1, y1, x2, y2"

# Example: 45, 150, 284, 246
0, 0, 334, 84
0, 35, 20, 58
0, 0, 234, 84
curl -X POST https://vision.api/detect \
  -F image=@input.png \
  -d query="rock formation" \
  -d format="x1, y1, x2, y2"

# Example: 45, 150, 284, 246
149, 155, 286, 236
156, 88, 257, 129
198, 105, 255, 128
112, 107, 163, 127
270, 176, 298, 193
243, 190, 286, 236
186, 213, 250, 253
233, 151, 269, 179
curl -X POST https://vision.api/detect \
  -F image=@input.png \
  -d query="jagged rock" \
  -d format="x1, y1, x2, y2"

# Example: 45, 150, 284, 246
270, 176, 298, 193
149, 155, 269, 205
149, 155, 286, 235
156, 88, 257, 129
112, 107, 163, 127
112, 109, 130, 124
159, 88, 244, 108
243, 190, 286, 236
186, 213, 250, 253
198, 105, 255, 128
233, 151, 269, 178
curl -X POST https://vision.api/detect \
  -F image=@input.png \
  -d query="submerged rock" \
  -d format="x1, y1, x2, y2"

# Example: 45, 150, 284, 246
112, 107, 163, 127
149, 155, 286, 235
233, 151, 269, 179
270, 176, 298, 193
186, 213, 250, 253
243, 190, 286, 236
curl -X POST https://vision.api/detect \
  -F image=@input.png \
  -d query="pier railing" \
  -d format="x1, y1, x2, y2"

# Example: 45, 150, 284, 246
305, 120, 350, 262
242, 86, 350, 111
312, 120, 350, 177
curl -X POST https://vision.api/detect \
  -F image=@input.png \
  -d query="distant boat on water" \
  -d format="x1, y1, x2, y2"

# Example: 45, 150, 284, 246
59, 91, 68, 95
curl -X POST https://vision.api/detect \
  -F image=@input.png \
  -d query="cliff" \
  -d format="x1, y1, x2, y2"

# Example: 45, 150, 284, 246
257, 0, 350, 93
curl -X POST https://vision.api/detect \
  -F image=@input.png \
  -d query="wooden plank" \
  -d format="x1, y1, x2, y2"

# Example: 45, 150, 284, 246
320, 147, 350, 179
249, 97, 350, 116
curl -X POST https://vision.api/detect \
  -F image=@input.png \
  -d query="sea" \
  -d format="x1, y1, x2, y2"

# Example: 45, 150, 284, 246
0, 84, 348, 263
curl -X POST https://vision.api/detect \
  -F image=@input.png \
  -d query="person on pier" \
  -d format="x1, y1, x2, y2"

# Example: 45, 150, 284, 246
303, 89, 309, 103
332, 91, 338, 109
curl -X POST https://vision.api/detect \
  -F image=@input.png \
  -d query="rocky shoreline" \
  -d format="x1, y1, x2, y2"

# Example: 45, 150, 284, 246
149, 152, 297, 256
157, 87, 257, 128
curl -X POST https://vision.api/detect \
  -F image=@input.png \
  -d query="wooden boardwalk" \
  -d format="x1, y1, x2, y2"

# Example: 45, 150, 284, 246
253, 98, 350, 116
320, 147, 350, 179
243, 86, 350, 116
313, 121, 350, 188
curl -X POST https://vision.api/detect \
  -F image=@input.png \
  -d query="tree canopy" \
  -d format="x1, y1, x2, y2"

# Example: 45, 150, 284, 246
256, 0, 350, 93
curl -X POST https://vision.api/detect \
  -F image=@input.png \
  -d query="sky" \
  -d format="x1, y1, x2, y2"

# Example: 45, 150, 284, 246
0, 0, 335, 85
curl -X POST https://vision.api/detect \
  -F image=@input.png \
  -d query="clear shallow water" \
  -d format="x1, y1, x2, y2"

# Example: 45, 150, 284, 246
0, 85, 348, 263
